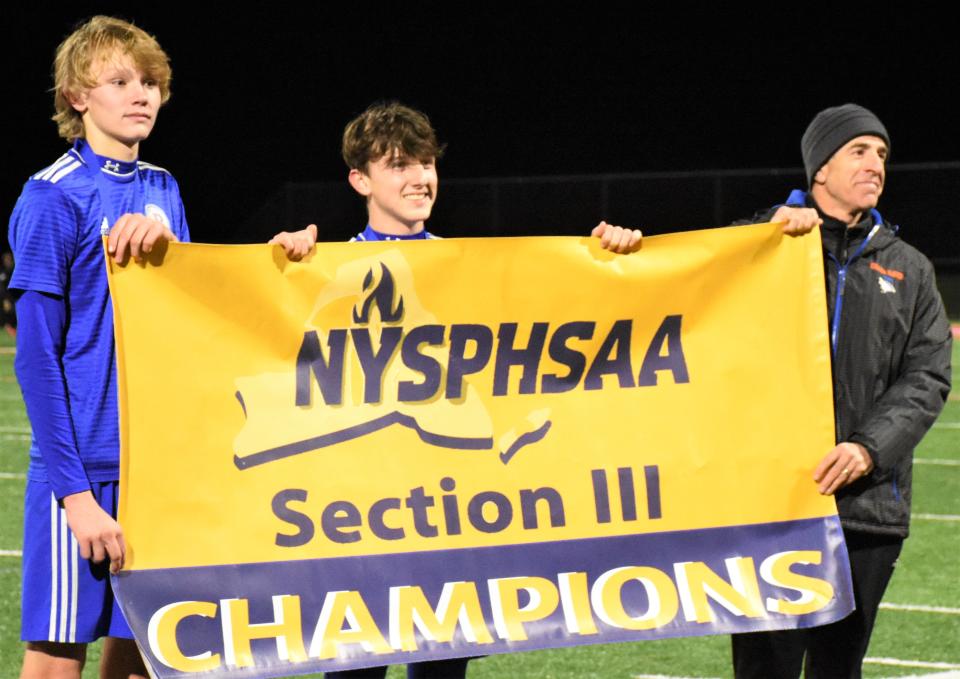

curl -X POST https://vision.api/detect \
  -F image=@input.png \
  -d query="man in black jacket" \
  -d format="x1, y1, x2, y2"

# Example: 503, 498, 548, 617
731, 104, 953, 678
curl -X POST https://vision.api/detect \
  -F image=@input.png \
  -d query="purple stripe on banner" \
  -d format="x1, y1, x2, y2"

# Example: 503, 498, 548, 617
114, 516, 852, 679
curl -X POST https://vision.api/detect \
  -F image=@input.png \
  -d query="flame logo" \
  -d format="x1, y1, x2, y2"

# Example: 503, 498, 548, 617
353, 263, 404, 324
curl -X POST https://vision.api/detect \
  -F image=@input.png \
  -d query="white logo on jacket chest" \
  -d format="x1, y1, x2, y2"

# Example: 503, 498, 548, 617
877, 276, 897, 294
145, 203, 172, 229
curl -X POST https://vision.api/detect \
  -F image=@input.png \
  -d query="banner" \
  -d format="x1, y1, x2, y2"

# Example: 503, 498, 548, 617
108, 224, 852, 678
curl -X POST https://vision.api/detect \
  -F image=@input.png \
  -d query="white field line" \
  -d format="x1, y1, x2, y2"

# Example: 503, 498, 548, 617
881, 603, 960, 615
635, 672, 960, 679
0, 549, 22, 557
932, 422, 960, 429
915, 458, 960, 466
0, 426, 30, 434
0, 472, 25, 479
914, 513, 960, 522
2, 434, 30, 442
865, 657, 960, 670
0, 347, 15, 355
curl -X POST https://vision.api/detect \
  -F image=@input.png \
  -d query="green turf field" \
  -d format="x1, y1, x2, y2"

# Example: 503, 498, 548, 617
0, 332, 956, 678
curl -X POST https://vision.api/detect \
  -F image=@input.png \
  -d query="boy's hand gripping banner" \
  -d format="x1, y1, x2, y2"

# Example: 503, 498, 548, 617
107, 224, 851, 678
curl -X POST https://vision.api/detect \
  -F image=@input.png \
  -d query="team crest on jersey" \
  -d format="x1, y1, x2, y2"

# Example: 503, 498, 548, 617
144, 203, 172, 229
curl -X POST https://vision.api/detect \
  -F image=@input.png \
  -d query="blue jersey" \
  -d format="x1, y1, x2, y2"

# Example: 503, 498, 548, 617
9, 139, 190, 496
351, 224, 437, 241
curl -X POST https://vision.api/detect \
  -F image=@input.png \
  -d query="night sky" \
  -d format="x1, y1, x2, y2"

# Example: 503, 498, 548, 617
5, 7, 959, 247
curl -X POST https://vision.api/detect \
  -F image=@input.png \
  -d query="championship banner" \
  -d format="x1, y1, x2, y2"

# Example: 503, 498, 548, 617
107, 224, 852, 678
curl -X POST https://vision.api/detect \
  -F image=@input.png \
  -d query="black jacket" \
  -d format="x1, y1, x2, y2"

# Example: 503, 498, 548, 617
745, 192, 952, 537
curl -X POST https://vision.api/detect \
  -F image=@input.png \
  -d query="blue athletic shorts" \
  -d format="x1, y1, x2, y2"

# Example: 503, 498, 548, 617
21, 479, 133, 643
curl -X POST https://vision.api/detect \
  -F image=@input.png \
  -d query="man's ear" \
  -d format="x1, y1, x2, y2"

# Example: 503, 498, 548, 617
813, 167, 827, 185
348, 168, 371, 197
67, 88, 88, 114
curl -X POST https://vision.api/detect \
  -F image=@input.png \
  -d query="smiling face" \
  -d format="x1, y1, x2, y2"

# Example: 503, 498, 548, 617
69, 51, 161, 161
349, 150, 438, 235
811, 135, 887, 225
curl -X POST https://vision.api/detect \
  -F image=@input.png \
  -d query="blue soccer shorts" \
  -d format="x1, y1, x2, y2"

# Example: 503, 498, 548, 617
21, 479, 133, 643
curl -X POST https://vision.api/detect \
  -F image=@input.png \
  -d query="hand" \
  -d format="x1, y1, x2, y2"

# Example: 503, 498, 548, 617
107, 213, 177, 263
813, 442, 874, 496
592, 221, 642, 253
771, 206, 822, 237
62, 491, 126, 574
270, 224, 318, 261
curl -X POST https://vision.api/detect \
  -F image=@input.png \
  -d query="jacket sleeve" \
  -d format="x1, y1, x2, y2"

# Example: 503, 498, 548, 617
730, 207, 779, 226
848, 263, 953, 471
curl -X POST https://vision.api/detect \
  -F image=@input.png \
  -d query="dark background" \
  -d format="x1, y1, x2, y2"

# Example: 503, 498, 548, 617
5, 7, 959, 258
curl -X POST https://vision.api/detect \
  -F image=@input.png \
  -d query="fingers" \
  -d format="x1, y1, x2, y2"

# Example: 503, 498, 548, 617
268, 232, 292, 248
61, 491, 127, 571
107, 532, 126, 574
108, 214, 176, 263
137, 222, 172, 258
91, 537, 107, 565
76, 537, 92, 561
771, 206, 823, 237
84, 521, 124, 572
87, 524, 124, 572
108, 214, 135, 262
271, 224, 318, 262
813, 442, 873, 495
592, 221, 642, 253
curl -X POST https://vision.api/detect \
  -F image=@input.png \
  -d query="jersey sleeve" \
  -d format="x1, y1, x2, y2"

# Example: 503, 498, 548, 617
8, 181, 79, 296
170, 175, 190, 244
14, 291, 91, 498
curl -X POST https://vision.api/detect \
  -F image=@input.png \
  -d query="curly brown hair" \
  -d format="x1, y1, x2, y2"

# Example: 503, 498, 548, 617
342, 102, 445, 172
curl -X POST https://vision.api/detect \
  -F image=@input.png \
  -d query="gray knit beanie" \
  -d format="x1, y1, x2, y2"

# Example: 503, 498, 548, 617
801, 104, 890, 186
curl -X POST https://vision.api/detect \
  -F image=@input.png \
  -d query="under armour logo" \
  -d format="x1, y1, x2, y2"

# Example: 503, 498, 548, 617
878, 276, 897, 294
103, 160, 120, 172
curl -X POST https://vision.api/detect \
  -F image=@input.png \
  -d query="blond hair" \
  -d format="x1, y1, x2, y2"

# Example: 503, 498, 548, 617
52, 16, 172, 141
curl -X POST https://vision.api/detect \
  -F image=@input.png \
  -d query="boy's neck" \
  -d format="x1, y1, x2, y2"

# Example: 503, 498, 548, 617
367, 219, 425, 237
83, 129, 139, 162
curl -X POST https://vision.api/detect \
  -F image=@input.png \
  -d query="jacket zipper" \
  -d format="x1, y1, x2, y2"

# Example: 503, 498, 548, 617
828, 223, 881, 354
827, 223, 881, 442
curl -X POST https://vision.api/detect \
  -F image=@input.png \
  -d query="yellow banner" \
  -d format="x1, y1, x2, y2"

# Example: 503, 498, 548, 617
108, 225, 849, 677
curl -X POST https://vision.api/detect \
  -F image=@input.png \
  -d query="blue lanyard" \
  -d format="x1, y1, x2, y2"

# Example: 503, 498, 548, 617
781, 191, 883, 354
828, 222, 881, 354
